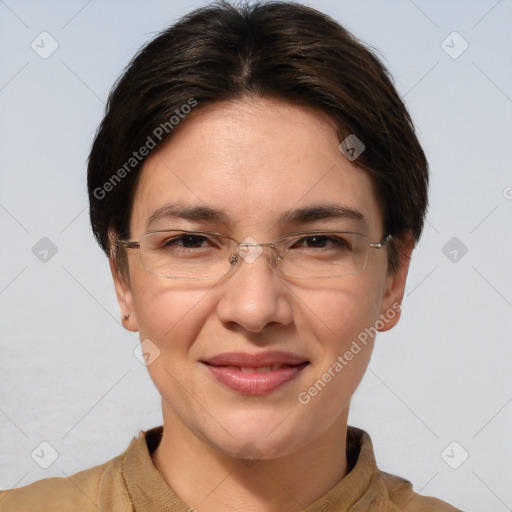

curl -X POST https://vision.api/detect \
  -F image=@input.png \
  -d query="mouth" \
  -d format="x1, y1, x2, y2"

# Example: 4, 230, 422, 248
200, 351, 310, 396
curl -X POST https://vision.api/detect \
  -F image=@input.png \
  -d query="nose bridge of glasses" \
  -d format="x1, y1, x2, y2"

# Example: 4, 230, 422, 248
235, 238, 278, 266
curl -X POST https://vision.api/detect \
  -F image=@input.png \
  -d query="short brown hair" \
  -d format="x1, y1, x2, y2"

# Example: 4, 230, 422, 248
88, 0, 428, 273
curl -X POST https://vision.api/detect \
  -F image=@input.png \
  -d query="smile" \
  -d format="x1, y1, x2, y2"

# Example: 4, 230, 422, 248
200, 351, 310, 396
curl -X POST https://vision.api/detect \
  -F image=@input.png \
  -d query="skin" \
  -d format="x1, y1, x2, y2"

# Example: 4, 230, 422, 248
111, 97, 411, 512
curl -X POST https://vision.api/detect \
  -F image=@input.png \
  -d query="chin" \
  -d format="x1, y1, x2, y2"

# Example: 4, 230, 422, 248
200, 407, 316, 461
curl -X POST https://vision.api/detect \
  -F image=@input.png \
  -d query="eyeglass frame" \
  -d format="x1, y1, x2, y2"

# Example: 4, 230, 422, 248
118, 229, 392, 280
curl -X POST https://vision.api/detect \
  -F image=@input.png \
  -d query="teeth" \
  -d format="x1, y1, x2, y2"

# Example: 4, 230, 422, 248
239, 365, 282, 373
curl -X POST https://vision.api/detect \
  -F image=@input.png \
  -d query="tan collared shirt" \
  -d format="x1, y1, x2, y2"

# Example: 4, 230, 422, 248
0, 426, 461, 511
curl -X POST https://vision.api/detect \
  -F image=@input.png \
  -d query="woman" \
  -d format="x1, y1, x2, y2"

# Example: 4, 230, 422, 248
0, 1, 460, 510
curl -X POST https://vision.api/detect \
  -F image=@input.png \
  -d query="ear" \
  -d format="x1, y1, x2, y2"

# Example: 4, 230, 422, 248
378, 234, 414, 332
109, 250, 139, 332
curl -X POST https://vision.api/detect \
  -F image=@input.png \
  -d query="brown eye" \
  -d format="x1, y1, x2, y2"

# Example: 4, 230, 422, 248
292, 235, 350, 250
164, 234, 210, 248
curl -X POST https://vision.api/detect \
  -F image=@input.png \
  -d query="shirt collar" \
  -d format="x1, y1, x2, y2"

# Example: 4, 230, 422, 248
123, 425, 390, 511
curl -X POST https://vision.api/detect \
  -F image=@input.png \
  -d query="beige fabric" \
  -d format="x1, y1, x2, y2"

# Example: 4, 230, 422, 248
0, 426, 461, 511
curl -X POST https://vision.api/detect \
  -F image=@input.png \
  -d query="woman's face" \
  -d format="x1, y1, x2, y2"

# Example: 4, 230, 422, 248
113, 97, 409, 459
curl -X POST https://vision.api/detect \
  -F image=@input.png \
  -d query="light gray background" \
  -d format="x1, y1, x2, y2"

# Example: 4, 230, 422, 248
1, 1, 511, 510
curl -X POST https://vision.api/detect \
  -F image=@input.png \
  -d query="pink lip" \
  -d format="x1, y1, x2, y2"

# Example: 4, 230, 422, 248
201, 351, 309, 396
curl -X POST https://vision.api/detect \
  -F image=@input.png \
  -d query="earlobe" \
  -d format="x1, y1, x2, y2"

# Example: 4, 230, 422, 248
109, 255, 139, 332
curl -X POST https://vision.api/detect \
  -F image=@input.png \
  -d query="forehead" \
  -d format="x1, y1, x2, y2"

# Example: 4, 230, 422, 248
130, 98, 383, 235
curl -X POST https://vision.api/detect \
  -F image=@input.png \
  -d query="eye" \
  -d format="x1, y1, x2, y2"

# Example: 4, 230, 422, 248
163, 233, 211, 249
291, 234, 351, 250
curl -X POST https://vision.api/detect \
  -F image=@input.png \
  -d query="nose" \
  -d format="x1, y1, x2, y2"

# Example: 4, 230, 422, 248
215, 246, 293, 333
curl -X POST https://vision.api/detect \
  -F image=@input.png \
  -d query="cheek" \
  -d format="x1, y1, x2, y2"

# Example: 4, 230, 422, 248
130, 270, 213, 351
293, 283, 382, 419
295, 275, 384, 347
130, 278, 217, 408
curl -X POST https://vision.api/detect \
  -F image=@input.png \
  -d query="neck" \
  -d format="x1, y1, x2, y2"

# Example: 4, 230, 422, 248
151, 403, 349, 512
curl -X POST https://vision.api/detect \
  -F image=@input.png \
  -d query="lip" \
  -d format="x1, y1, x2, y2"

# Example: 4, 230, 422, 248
200, 351, 310, 396
202, 351, 308, 367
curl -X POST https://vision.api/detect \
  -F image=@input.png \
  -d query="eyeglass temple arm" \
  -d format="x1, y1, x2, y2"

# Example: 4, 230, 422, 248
368, 234, 392, 249
119, 240, 140, 250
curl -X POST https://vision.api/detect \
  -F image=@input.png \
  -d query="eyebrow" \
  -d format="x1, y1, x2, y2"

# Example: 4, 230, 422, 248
146, 202, 367, 230
146, 202, 227, 229
278, 204, 367, 227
